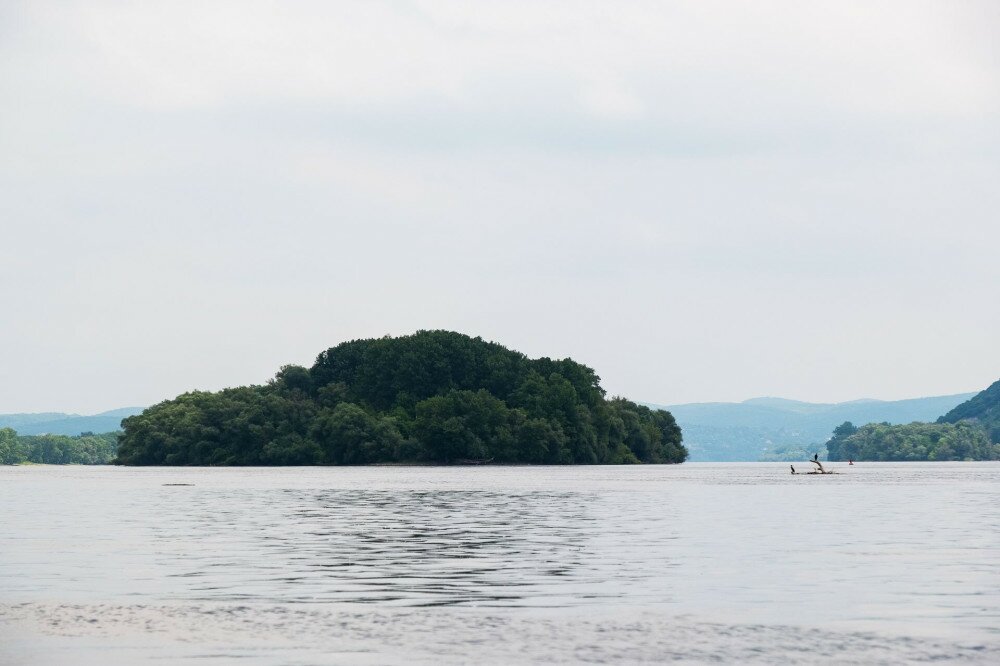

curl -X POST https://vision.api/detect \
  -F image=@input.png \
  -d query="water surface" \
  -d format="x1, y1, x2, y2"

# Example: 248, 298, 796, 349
2, 463, 998, 663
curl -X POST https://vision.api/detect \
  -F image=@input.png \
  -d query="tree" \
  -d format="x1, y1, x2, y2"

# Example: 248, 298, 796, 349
0, 428, 25, 464
310, 403, 404, 464
413, 390, 514, 462
825, 421, 998, 462
116, 331, 688, 466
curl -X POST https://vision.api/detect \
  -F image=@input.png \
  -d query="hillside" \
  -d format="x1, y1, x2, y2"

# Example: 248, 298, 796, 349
821, 379, 1000, 462
0, 408, 144, 436
825, 420, 998, 462
937, 379, 1000, 443
650, 393, 975, 461
116, 331, 687, 466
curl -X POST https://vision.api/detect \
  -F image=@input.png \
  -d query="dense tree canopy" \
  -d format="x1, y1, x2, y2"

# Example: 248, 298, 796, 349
825, 420, 999, 462
116, 331, 687, 466
937, 378, 1000, 444
822, 382, 1000, 462
0, 429, 119, 465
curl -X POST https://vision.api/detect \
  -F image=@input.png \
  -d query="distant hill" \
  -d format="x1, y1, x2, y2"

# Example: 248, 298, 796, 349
0, 413, 70, 430
938, 379, 1000, 443
647, 393, 976, 461
0, 407, 144, 436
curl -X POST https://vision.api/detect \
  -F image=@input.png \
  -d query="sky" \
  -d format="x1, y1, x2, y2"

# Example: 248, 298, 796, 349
2, 1, 999, 414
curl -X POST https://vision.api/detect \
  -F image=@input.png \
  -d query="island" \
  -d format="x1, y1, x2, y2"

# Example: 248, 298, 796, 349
115, 330, 688, 466
824, 380, 1000, 462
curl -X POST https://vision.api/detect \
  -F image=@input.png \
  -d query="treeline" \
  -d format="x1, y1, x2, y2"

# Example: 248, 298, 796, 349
116, 331, 687, 466
825, 421, 1000, 462
0, 429, 119, 465
824, 379, 1000, 462
937, 379, 1000, 443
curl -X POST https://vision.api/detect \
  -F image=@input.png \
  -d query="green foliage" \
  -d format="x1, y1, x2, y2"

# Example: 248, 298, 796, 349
116, 385, 318, 465
0, 429, 120, 465
826, 420, 999, 462
414, 390, 507, 462
937, 379, 1000, 444
311, 403, 403, 464
116, 330, 687, 466
824, 378, 1000, 462
0, 427, 25, 464
831, 421, 859, 441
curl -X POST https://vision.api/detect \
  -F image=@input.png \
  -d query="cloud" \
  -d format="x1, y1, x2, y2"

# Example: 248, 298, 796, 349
1, 0, 998, 412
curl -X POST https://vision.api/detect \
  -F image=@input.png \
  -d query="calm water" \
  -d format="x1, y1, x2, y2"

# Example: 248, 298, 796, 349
2, 463, 999, 664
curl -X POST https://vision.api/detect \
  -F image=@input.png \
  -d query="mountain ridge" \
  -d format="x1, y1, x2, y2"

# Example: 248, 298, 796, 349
646, 392, 977, 461
0, 408, 145, 436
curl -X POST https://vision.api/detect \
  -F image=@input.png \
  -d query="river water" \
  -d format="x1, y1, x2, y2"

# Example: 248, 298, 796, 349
1, 463, 998, 664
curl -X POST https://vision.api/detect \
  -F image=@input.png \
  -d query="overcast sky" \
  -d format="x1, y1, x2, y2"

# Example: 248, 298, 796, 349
2, 1, 999, 414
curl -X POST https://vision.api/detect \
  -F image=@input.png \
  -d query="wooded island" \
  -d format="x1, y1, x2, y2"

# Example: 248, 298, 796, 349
115, 331, 687, 466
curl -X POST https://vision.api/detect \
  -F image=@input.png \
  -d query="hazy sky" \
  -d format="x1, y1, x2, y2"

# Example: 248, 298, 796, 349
2, 1, 999, 414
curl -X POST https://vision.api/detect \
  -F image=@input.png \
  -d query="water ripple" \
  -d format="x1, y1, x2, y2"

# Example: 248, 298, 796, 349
2, 463, 999, 663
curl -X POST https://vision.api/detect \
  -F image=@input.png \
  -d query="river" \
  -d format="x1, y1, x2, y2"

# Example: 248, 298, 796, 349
2, 463, 998, 664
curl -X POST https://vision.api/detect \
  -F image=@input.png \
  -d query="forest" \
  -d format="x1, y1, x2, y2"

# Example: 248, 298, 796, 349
0, 429, 119, 465
825, 421, 1000, 462
824, 379, 1000, 462
115, 331, 687, 466
937, 379, 1000, 443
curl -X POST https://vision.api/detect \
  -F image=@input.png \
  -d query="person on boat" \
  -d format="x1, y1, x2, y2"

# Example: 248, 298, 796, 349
849, 459, 854, 465
790, 465, 796, 475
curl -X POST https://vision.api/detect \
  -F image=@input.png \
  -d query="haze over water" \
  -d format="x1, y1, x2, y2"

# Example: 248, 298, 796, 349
2, 463, 999, 664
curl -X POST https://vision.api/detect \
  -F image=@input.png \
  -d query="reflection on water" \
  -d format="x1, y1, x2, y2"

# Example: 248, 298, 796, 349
162, 489, 599, 607
1, 463, 999, 664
